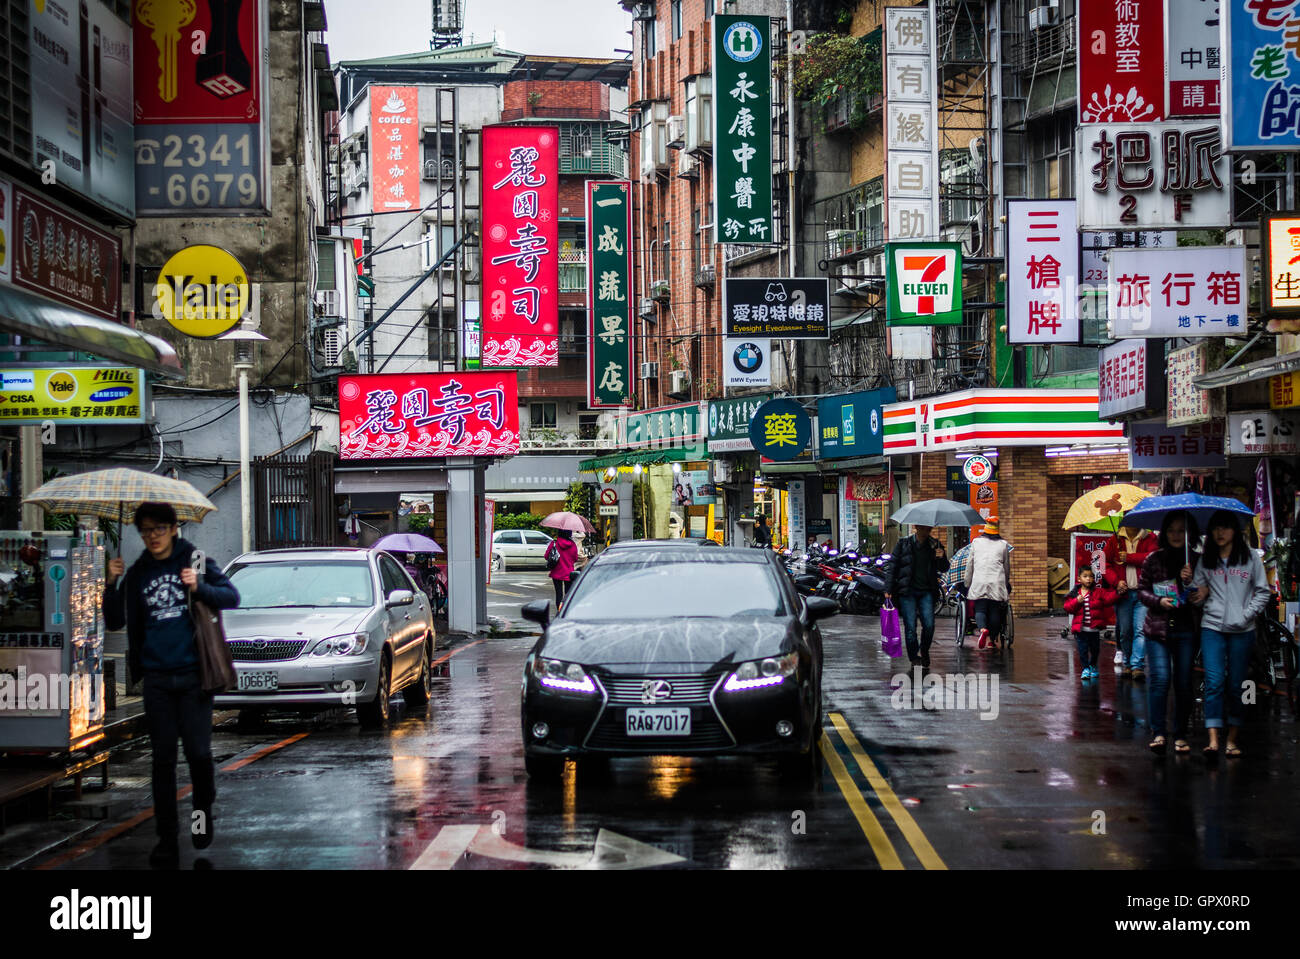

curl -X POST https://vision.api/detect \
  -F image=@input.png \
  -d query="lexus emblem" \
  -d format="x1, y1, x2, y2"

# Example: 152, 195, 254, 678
641, 680, 673, 704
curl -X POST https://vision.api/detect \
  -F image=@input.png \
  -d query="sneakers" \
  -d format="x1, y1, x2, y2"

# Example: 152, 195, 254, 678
1114, 649, 1124, 665
1080, 666, 1098, 681
977, 628, 991, 649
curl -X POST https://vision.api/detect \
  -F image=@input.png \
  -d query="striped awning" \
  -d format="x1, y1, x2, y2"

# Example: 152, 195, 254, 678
579, 443, 707, 473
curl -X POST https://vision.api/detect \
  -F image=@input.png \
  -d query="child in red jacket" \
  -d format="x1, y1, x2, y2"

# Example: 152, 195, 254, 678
1064, 567, 1117, 683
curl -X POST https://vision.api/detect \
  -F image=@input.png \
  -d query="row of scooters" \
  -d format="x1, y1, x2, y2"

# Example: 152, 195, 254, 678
778, 543, 893, 615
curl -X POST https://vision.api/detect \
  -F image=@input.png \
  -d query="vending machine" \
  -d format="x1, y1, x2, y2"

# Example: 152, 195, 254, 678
0, 531, 105, 752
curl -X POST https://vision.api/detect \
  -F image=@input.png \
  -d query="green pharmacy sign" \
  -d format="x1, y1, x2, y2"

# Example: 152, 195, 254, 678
713, 15, 774, 246
587, 180, 633, 407
885, 242, 963, 326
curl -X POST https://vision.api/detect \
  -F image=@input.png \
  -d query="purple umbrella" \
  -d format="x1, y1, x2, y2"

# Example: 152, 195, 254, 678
540, 510, 597, 534
374, 532, 444, 554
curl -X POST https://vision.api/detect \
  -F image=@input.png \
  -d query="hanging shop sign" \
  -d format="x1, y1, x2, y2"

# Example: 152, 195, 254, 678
882, 389, 1125, 454
587, 180, 633, 407
846, 473, 893, 502
707, 393, 771, 452
1164, 0, 1220, 117
7, 182, 122, 323
1079, 0, 1165, 122
369, 86, 420, 214
723, 338, 771, 387
481, 124, 559, 367
884, 4, 939, 241
1166, 341, 1223, 427
723, 278, 831, 338
620, 401, 707, 450
338, 372, 520, 459
1106, 246, 1247, 338
1098, 338, 1166, 418
673, 469, 716, 506
885, 242, 962, 326
1006, 199, 1080, 344
0, 367, 145, 424
1271, 371, 1300, 409
1077, 123, 1229, 231
962, 454, 993, 486
713, 15, 774, 246
30, 0, 134, 218
1071, 532, 1118, 588
969, 481, 998, 530
749, 398, 811, 462
1227, 411, 1300, 457
787, 480, 806, 550
1262, 214, 1300, 314
817, 387, 896, 459
1128, 420, 1226, 470
133, 0, 269, 214
151, 244, 249, 338
1222, 0, 1300, 150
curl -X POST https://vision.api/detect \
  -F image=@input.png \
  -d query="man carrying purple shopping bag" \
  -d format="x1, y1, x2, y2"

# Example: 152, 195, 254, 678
886, 525, 949, 667
880, 601, 903, 658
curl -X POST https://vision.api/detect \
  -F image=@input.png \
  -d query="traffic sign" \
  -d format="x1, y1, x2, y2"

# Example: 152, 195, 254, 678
600, 488, 619, 505
599, 505, 619, 516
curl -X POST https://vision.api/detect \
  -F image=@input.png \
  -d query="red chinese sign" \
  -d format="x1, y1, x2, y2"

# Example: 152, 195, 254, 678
481, 125, 559, 367
1079, 0, 1165, 123
1071, 532, 1117, 586
10, 184, 122, 323
339, 373, 520, 459
370, 86, 420, 214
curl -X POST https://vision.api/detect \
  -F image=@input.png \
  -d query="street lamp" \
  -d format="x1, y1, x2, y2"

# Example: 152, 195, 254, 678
221, 315, 269, 554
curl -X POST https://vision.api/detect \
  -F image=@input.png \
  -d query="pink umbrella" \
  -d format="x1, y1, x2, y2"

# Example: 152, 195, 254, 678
540, 510, 597, 534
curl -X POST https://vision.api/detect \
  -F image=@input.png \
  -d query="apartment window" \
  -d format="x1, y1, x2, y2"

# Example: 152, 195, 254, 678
578, 414, 599, 440
699, 201, 714, 269
1028, 112, 1075, 200
421, 223, 456, 270
672, 0, 682, 40
940, 150, 978, 225
316, 240, 336, 290
422, 128, 456, 180
642, 18, 657, 59
705, 0, 713, 17
529, 403, 557, 429
425, 309, 458, 362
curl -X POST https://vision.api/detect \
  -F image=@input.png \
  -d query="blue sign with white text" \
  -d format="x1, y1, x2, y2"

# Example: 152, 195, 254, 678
816, 388, 896, 459
1225, 0, 1300, 149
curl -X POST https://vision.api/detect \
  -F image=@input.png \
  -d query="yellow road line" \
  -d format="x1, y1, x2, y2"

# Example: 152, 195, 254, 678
818, 730, 904, 870
829, 713, 947, 870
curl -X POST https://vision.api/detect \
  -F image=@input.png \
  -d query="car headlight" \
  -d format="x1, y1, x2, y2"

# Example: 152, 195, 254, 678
530, 657, 597, 693
723, 652, 799, 691
311, 633, 369, 656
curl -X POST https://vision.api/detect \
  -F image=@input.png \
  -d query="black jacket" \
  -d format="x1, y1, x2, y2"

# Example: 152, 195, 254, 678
888, 534, 950, 597
103, 537, 240, 680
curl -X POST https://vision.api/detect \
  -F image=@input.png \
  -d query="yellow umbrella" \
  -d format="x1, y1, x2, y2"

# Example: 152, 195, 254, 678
1062, 483, 1151, 532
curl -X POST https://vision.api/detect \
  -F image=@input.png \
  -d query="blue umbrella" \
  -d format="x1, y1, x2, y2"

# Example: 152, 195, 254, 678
1121, 493, 1254, 562
374, 532, 444, 554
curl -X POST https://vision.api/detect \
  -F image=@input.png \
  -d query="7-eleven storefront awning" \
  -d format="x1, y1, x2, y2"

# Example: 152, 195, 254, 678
882, 389, 1125, 453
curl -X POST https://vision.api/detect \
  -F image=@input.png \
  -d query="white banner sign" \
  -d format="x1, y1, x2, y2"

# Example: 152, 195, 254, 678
1227, 411, 1300, 456
885, 5, 938, 242
1107, 246, 1247, 338
723, 337, 771, 387
787, 480, 806, 550
1007, 200, 1080, 344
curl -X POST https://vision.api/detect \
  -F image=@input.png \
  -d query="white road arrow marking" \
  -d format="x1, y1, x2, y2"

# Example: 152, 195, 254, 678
409, 825, 686, 870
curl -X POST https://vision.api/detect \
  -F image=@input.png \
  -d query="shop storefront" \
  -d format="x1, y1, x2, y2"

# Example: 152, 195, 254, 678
816, 387, 897, 552
706, 394, 769, 545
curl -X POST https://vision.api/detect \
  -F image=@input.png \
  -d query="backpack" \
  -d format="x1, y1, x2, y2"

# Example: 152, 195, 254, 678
545, 540, 560, 570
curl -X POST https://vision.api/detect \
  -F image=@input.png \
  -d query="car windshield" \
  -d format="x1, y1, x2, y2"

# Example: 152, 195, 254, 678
227, 561, 375, 608
562, 555, 784, 620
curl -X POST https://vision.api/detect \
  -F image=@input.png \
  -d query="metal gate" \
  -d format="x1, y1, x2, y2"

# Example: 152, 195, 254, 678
252, 452, 336, 550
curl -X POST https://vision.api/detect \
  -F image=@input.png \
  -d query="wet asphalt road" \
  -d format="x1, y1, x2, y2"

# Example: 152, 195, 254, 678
8, 571, 1300, 870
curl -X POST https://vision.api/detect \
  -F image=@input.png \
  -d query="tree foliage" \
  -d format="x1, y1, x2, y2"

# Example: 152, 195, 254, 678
792, 31, 883, 129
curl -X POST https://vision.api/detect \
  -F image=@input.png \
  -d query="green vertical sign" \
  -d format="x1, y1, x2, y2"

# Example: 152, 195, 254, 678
587, 180, 633, 407
714, 15, 774, 246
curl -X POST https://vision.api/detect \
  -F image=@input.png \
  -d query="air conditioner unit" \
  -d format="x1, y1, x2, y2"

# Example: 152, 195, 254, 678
667, 369, 691, 396
666, 115, 685, 149
676, 151, 698, 179
639, 361, 659, 379
711, 458, 732, 483
650, 278, 670, 300
639, 296, 657, 317
316, 289, 340, 317
1028, 4, 1060, 29
320, 328, 341, 366
632, 2, 655, 21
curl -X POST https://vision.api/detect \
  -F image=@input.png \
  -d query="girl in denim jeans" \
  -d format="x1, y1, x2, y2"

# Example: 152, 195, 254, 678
1136, 513, 1200, 755
1190, 511, 1271, 758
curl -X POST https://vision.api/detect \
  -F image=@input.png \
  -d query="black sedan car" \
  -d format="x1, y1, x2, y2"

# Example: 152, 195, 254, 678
520, 545, 837, 781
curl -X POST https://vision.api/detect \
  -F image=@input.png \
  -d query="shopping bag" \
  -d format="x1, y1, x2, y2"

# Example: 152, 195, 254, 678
879, 601, 903, 658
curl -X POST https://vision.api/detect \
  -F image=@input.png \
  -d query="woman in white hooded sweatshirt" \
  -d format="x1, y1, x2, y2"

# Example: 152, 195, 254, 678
963, 518, 1013, 649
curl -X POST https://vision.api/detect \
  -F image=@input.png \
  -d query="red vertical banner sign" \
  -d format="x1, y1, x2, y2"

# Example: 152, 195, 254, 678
480, 125, 559, 367
1079, 0, 1165, 123
370, 86, 420, 214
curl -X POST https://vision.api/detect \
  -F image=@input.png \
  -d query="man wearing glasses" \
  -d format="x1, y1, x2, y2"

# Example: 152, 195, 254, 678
103, 502, 240, 868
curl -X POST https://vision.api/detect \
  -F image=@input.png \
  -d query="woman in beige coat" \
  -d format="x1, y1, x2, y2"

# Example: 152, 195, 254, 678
963, 519, 1013, 649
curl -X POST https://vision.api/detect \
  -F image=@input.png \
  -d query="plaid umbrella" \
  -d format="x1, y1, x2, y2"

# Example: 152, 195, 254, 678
941, 540, 1015, 591
24, 468, 217, 539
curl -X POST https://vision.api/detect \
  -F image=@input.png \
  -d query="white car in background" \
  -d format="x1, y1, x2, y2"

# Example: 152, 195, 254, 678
491, 529, 554, 571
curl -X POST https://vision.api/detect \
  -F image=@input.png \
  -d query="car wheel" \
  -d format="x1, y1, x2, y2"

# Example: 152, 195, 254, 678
357, 653, 392, 728
525, 752, 564, 780
402, 636, 433, 710
491, 553, 503, 573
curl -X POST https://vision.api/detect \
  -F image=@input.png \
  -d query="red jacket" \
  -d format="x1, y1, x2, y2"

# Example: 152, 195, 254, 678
547, 536, 579, 581
1101, 530, 1159, 590
1064, 584, 1118, 631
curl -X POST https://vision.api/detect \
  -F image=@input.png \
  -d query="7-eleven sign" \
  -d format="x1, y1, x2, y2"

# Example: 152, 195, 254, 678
886, 242, 963, 326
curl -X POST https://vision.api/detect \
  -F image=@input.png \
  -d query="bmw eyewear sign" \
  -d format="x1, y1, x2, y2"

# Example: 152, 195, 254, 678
723, 337, 770, 387
886, 242, 963, 325
723, 278, 831, 338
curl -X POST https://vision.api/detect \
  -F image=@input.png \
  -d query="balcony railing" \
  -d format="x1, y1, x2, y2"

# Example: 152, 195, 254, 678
825, 226, 885, 262
1006, 15, 1076, 71
522, 429, 607, 451
559, 261, 587, 293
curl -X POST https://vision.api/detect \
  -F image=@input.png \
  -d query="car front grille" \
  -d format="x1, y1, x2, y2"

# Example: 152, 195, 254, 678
228, 639, 309, 662
600, 675, 720, 706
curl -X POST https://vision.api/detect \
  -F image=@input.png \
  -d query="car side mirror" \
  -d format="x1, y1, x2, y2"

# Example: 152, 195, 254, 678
385, 589, 415, 609
805, 596, 839, 621
521, 599, 551, 628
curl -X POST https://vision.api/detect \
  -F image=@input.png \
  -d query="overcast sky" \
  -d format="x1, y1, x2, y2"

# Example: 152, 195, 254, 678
323, 0, 633, 62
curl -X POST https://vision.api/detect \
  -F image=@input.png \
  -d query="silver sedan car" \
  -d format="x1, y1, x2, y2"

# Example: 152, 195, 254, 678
215, 547, 435, 727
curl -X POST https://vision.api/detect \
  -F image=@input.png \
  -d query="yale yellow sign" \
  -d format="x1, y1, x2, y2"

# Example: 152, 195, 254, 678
0, 368, 145, 423
153, 244, 249, 338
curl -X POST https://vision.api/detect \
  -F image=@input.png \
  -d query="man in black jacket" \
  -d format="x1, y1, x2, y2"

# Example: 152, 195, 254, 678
103, 502, 240, 868
885, 525, 949, 667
